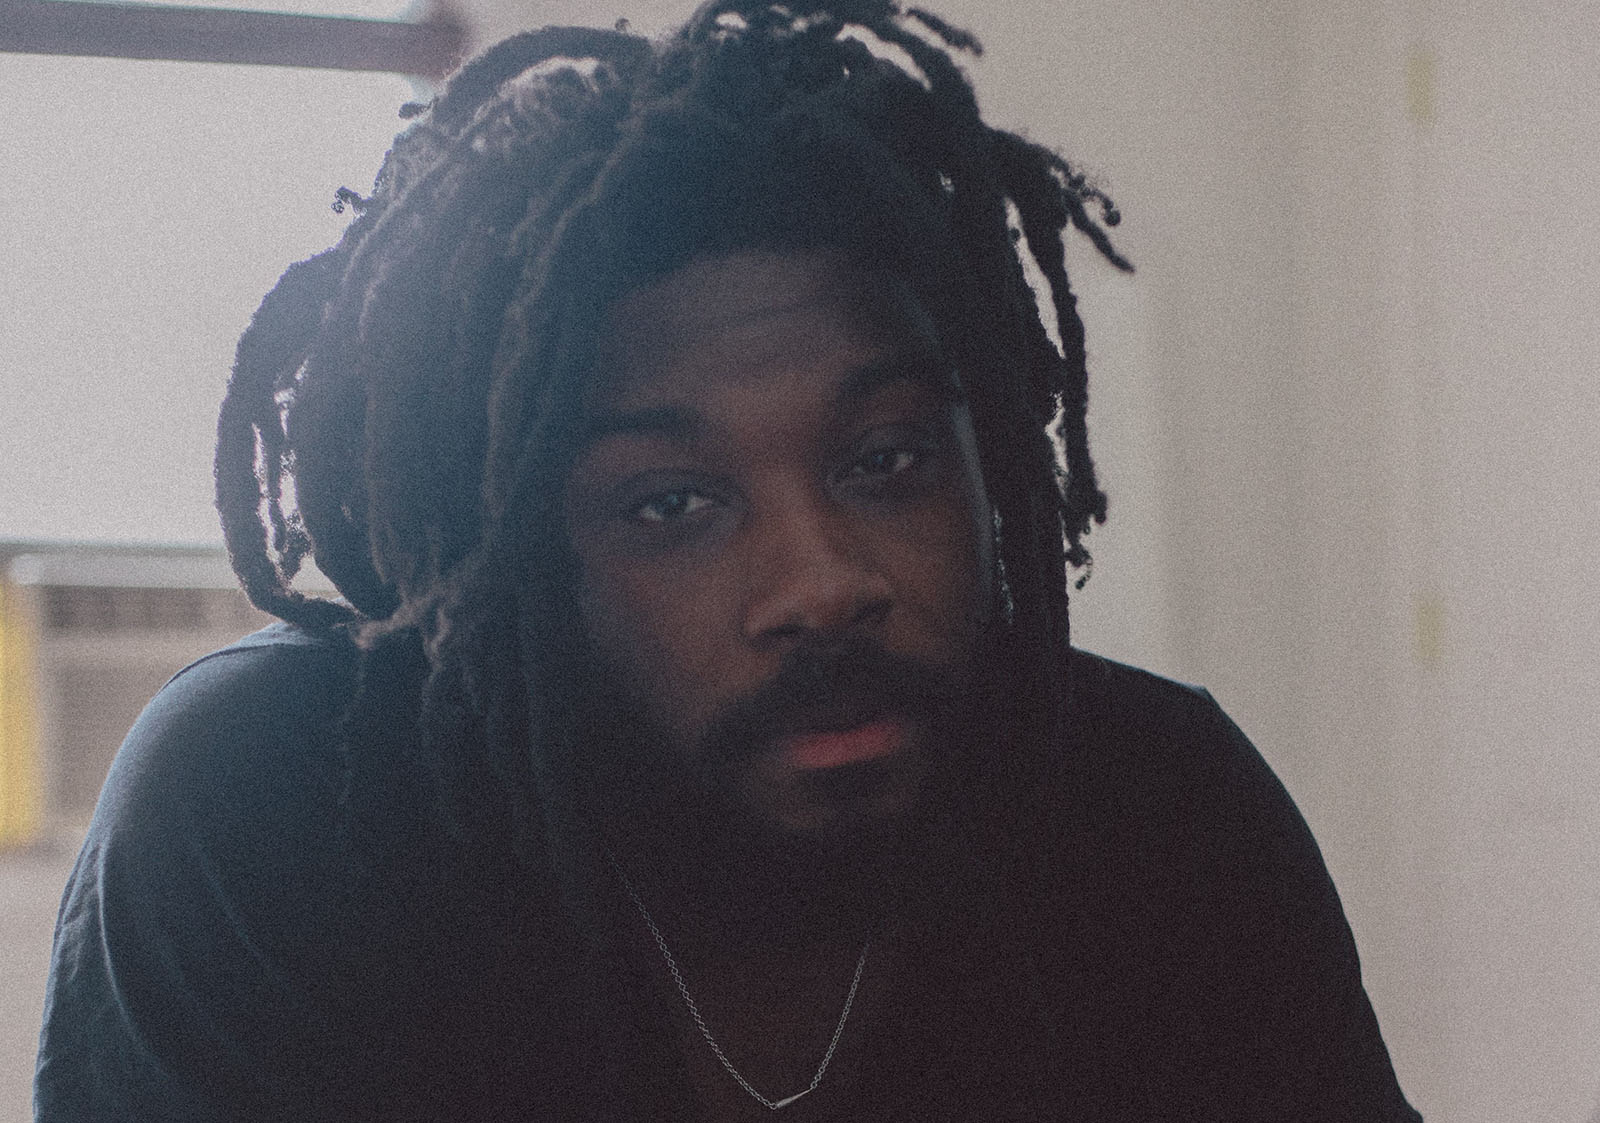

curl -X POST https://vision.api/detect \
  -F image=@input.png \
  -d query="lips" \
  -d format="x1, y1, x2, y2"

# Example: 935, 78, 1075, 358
774, 717, 909, 771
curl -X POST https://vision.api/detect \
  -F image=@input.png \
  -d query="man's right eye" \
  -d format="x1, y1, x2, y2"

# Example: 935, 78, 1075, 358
631, 489, 715, 523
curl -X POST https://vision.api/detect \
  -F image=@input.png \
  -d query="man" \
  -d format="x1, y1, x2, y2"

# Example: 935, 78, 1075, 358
36, 3, 1421, 1119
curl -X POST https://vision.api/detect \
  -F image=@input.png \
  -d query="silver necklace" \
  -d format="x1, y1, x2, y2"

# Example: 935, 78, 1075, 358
609, 859, 869, 1112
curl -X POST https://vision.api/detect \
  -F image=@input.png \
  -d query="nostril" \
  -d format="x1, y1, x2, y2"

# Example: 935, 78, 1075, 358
744, 562, 894, 644
853, 593, 891, 628
765, 617, 809, 642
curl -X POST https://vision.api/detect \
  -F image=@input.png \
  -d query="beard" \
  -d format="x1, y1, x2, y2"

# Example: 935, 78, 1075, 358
567, 631, 1005, 939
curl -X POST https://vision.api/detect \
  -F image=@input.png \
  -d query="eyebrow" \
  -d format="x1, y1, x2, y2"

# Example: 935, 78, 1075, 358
835, 353, 963, 411
576, 403, 703, 447
574, 351, 962, 450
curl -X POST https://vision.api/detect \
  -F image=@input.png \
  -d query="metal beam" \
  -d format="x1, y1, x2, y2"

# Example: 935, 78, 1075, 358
0, 0, 467, 78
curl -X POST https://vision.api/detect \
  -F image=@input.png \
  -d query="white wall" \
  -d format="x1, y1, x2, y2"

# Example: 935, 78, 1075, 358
1413, 4, 1600, 1118
0, 52, 414, 544
1212, 3, 1600, 1119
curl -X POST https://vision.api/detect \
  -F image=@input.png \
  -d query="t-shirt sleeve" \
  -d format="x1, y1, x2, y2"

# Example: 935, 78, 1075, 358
1173, 690, 1421, 1121
34, 634, 359, 1122
1058, 653, 1423, 1121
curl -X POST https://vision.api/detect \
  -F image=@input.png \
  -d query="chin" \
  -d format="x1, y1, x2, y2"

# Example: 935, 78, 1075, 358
725, 755, 931, 874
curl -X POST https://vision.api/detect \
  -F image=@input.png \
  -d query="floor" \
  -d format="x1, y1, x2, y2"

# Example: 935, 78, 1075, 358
1, 835, 79, 1123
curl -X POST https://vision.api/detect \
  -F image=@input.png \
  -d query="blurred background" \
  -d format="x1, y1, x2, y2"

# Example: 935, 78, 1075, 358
1, 0, 1596, 1119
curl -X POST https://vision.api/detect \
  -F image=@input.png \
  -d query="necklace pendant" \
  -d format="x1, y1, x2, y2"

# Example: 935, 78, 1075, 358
608, 858, 866, 1114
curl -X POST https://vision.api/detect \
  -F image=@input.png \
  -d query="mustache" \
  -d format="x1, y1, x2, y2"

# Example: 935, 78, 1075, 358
697, 638, 966, 767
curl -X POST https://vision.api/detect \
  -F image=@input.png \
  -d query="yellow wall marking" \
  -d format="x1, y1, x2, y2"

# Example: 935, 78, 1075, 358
1414, 592, 1446, 668
1406, 45, 1436, 129
0, 582, 44, 847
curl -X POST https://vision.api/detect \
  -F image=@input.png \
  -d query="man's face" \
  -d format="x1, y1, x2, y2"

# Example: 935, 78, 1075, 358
563, 248, 994, 846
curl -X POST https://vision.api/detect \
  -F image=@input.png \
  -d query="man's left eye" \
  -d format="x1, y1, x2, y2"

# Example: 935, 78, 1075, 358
633, 489, 716, 523
846, 448, 920, 478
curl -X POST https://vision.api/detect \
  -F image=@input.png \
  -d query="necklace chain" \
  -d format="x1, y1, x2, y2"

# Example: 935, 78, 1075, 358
609, 859, 869, 1112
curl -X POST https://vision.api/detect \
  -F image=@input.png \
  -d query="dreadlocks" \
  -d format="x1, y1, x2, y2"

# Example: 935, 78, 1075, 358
215, 0, 1129, 772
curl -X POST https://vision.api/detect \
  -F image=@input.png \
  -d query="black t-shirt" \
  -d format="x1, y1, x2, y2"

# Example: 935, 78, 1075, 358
35, 623, 1421, 1121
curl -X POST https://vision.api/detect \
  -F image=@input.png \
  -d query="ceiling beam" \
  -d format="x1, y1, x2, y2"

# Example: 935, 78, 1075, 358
0, 0, 467, 78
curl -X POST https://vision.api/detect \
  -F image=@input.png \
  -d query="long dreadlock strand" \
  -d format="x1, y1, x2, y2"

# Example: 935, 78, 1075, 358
216, 249, 362, 628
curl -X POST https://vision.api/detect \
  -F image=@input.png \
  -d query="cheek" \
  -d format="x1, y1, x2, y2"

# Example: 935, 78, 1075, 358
575, 562, 735, 748
908, 451, 994, 641
906, 498, 991, 641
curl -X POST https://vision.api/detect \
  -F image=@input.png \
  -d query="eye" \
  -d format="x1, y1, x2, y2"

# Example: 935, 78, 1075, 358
632, 488, 716, 523
845, 447, 921, 479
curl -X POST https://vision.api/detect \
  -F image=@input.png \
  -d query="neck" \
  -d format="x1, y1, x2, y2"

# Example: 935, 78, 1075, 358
602, 806, 899, 963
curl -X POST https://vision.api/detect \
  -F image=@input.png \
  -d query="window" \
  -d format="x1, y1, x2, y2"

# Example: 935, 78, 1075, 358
1, 1, 421, 544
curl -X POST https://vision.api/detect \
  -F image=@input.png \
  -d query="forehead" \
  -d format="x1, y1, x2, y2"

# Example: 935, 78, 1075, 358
586, 249, 947, 414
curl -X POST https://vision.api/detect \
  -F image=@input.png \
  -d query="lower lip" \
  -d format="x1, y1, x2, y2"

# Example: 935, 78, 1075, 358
777, 718, 908, 771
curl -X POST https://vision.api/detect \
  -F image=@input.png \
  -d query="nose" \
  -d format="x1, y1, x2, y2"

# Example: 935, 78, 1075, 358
741, 493, 893, 645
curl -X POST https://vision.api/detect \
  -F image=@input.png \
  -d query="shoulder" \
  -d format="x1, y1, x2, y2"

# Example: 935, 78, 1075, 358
1038, 649, 1420, 1120
38, 621, 575, 1119
1060, 648, 1286, 845
115, 618, 359, 758
1064, 647, 1283, 796
91, 621, 361, 871
37, 623, 368, 1119
1054, 646, 1330, 924
138, 616, 358, 722
1063, 646, 1226, 747
113, 619, 358, 762
59, 617, 366, 953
